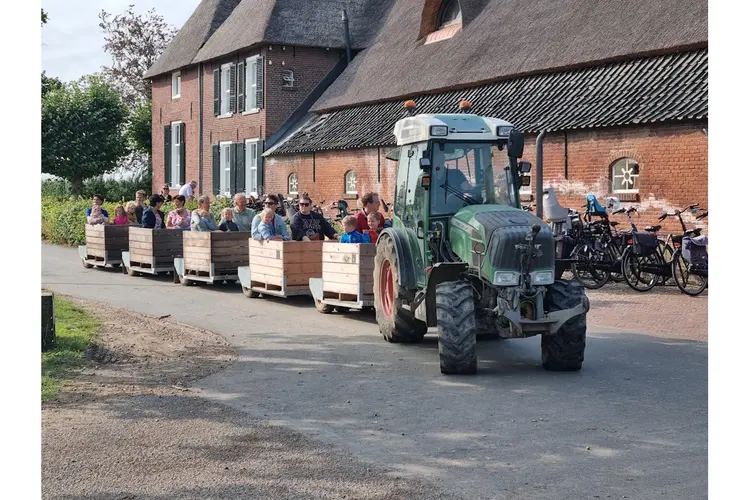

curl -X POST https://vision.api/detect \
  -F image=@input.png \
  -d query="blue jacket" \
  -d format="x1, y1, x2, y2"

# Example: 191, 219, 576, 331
141, 208, 165, 229
252, 213, 290, 241
339, 231, 371, 244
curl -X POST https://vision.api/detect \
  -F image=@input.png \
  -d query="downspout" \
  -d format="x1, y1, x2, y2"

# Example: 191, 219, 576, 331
536, 131, 546, 219
198, 63, 204, 195
342, 9, 352, 63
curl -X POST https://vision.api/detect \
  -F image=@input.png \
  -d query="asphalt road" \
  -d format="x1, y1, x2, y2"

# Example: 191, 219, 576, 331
42, 244, 707, 500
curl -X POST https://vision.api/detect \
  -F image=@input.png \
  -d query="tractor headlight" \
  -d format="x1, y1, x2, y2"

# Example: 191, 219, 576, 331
430, 125, 448, 136
531, 270, 554, 285
494, 271, 519, 286
496, 126, 513, 137
472, 242, 485, 254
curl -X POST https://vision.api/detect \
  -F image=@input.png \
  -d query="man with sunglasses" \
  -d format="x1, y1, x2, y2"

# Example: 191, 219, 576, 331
251, 194, 291, 241
290, 193, 339, 241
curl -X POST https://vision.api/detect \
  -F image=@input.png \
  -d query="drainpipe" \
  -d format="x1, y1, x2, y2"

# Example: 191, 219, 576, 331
198, 63, 204, 195
536, 131, 546, 219
342, 9, 352, 63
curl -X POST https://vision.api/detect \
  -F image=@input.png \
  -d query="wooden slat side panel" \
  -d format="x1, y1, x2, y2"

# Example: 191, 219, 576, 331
322, 243, 376, 256
104, 225, 130, 238
322, 281, 360, 295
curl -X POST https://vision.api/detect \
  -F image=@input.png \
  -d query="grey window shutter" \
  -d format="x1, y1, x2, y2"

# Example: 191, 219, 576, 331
212, 145, 221, 195
256, 56, 264, 109
179, 123, 186, 185
230, 143, 238, 195
257, 140, 264, 189
164, 125, 172, 186
236, 62, 245, 113
213, 68, 220, 116
229, 64, 237, 114
236, 142, 246, 193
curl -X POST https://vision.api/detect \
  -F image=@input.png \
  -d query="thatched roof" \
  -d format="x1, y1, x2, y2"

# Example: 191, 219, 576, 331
144, 0, 241, 78
265, 49, 707, 156
312, 0, 708, 112
192, 0, 395, 63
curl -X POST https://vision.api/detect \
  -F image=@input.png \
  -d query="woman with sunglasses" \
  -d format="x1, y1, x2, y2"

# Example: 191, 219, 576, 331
290, 193, 339, 241
251, 194, 290, 241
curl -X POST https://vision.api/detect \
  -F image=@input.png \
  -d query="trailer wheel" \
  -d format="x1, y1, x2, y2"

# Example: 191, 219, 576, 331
242, 286, 260, 298
82, 260, 94, 269
334, 306, 350, 313
314, 299, 334, 314
126, 267, 140, 277
179, 274, 193, 286
374, 235, 427, 343
436, 280, 477, 374
541, 280, 587, 371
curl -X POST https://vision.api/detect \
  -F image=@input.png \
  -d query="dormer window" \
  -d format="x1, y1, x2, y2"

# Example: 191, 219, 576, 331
438, 0, 462, 29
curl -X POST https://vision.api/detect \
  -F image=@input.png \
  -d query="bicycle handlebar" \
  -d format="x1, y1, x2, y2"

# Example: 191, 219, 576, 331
612, 208, 625, 215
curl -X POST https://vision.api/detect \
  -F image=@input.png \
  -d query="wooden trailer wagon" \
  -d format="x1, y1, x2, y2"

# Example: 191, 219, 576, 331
173, 231, 249, 285
309, 243, 376, 313
78, 225, 129, 269
122, 227, 183, 276
239, 240, 323, 298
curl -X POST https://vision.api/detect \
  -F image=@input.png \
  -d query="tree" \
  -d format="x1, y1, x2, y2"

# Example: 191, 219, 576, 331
98, 5, 177, 108
127, 100, 152, 155
42, 77, 129, 195
41, 71, 63, 98
42, 9, 48, 25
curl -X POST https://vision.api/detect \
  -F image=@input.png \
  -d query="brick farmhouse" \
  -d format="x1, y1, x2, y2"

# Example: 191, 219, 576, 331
145, 0, 707, 233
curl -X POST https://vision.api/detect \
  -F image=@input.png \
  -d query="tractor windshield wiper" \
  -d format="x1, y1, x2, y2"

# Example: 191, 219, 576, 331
439, 183, 481, 205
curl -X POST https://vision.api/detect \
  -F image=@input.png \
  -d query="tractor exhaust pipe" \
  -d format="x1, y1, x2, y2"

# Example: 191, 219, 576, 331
342, 10, 352, 63
536, 131, 546, 219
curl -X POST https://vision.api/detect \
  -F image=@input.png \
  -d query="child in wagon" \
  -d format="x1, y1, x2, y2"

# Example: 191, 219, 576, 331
365, 212, 382, 243
255, 207, 290, 241
87, 205, 109, 226
339, 215, 370, 244
112, 205, 129, 225
218, 207, 239, 232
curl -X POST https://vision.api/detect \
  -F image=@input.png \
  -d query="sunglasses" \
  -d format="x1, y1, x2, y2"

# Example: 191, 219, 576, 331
264, 201, 277, 206
299, 202, 310, 207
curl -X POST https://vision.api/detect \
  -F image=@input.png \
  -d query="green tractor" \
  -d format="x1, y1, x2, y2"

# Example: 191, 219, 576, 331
373, 102, 589, 375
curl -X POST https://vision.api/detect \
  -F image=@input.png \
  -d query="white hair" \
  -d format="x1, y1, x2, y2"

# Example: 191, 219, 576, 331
233, 192, 247, 202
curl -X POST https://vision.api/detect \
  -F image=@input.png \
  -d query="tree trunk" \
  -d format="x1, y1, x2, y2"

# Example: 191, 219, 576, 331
70, 177, 84, 197
42, 292, 56, 352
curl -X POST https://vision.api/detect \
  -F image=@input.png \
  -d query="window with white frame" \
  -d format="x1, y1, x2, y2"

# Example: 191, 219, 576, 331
288, 173, 299, 195
611, 158, 640, 193
245, 56, 259, 112
345, 170, 358, 195
171, 71, 181, 99
220, 142, 232, 196
245, 139, 259, 195
220, 63, 232, 115
171, 122, 182, 187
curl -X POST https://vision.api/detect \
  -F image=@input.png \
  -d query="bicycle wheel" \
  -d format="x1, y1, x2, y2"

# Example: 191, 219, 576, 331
658, 240, 674, 285
609, 245, 626, 283
621, 248, 659, 292
671, 250, 707, 296
571, 243, 610, 289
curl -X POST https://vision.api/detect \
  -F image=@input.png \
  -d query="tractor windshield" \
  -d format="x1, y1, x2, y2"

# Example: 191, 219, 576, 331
431, 142, 515, 215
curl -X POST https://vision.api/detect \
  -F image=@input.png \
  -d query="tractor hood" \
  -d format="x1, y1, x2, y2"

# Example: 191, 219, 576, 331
448, 205, 555, 284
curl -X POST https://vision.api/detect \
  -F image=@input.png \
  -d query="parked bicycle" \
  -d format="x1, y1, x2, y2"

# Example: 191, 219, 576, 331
619, 207, 674, 292
670, 208, 708, 296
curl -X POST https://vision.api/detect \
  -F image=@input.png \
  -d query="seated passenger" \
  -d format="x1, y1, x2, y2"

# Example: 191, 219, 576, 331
141, 195, 166, 229
85, 194, 109, 220
291, 193, 338, 241
365, 212, 382, 243
251, 194, 290, 240
255, 208, 289, 241
219, 208, 239, 232
87, 205, 108, 226
166, 195, 192, 229
190, 195, 218, 231
112, 205, 128, 225
125, 201, 139, 225
339, 215, 370, 244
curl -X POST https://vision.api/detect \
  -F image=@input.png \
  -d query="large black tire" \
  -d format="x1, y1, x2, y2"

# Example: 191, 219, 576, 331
436, 281, 477, 374
541, 280, 587, 371
373, 235, 427, 343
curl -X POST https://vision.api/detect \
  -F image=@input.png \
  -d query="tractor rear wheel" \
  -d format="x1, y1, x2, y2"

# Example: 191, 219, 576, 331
436, 280, 477, 374
373, 235, 427, 343
541, 280, 587, 371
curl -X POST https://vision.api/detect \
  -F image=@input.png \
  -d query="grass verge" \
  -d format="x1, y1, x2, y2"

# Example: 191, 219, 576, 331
42, 297, 100, 402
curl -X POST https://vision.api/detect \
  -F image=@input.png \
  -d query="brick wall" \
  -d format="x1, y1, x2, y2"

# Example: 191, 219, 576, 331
151, 67, 201, 197
266, 122, 708, 234
264, 45, 343, 137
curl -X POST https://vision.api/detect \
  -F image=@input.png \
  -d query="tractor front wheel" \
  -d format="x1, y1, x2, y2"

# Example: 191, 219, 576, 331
373, 235, 427, 343
541, 280, 587, 371
436, 280, 477, 374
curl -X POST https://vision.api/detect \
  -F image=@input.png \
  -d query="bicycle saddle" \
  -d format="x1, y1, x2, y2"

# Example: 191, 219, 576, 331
644, 225, 661, 232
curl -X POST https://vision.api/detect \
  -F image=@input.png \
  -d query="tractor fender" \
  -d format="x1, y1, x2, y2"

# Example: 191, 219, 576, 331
378, 228, 419, 294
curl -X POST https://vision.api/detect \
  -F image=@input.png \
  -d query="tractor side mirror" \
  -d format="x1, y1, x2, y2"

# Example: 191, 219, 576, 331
519, 161, 532, 173
507, 130, 525, 158
419, 158, 431, 170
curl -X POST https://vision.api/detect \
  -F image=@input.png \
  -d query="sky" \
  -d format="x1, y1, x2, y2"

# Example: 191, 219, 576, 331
42, 0, 201, 82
